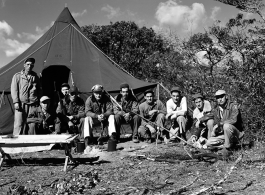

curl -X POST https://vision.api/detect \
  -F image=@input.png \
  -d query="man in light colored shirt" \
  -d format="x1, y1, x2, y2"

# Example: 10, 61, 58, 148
188, 93, 214, 147
166, 87, 188, 141
11, 58, 42, 135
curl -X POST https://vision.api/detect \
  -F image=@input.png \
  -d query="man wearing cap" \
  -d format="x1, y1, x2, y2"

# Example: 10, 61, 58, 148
61, 83, 70, 98
84, 84, 115, 148
206, 90, 244, 156
188, 93, 214, 146
166, 87, 188, 141
27, 96, 59, 134
113, 83, 141, 143
11, 57, 42, 135
56, 86, 85, 134
138, 89, 167, 143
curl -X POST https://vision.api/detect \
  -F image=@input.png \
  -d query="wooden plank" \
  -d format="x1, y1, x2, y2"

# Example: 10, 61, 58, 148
0, 134, 76, 144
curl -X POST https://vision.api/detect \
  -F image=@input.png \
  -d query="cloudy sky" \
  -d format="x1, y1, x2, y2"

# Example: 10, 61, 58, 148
0, 0, 256, 68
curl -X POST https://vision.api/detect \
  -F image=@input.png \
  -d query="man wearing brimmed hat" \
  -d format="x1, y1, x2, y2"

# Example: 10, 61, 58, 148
138, 89, 167, 143
113, 83, 141, 143
205, 90, 244, 157
166, 87, 188, 142
27, 96, 59, 134
56, 86, 85, 135
11, 57, 42, 135
188, 93, 214, 147
83, 84, 115, 149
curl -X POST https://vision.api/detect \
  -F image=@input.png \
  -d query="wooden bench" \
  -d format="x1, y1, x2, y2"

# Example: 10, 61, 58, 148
0, 134, 78, 172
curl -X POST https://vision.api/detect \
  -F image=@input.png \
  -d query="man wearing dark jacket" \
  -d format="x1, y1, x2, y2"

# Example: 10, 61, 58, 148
206, 90, 244, 156
27, 96, 59, 134
84, 84, 115, 148
114, 83, 141, 143
56, 86, 85, 134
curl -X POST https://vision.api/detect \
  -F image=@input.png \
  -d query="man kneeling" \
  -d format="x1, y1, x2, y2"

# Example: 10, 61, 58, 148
27, 96, 59, 134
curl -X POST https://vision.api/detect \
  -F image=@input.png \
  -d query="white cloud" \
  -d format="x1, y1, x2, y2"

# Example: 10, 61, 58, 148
72, 9, 87, 18
0, 20, 30, 57
210, 6, 221, 21
101, 5, 122, 19
4, 39, 30, 57
0, 21, 13, 35
127, 10, 136, 17
17, 21, 54, 42
155, 0, 206, 31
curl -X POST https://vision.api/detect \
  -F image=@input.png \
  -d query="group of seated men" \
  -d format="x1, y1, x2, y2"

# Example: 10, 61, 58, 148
10, 58, 243, 158
22, 81, 244, 156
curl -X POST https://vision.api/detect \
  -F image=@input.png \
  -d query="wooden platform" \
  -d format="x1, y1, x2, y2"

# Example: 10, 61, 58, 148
0, 134, 78, 171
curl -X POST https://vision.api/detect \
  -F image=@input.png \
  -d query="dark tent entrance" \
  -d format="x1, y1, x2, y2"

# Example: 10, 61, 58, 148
41, 65, 70, 107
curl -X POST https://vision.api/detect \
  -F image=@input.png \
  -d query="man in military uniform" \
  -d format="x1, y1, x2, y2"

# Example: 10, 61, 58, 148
27, 96, 59, 134
56, 86, 85, 134
11, 58, 42, 135
138, 89, 167, 143
84, 84, 115, 147
114, 83, 141, 143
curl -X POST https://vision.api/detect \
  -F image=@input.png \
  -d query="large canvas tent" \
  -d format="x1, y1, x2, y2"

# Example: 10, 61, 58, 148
0, 7, 156, 135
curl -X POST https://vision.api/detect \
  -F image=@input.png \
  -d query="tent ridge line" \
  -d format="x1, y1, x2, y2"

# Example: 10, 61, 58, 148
43, 21, 59, 67
71, 24, 135, 78
0, 24, 71, 77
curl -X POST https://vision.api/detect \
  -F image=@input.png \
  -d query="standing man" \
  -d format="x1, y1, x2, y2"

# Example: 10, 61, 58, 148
56, 86, 85, 134
206, 90, 244, 156
166, 87, 188, 142
138, 89, 167, 143
188, 93, 214, 145
84, 84, 115, 148
114, 83, 141, 143
11, 58, 42, 135
27, 96, 59, 134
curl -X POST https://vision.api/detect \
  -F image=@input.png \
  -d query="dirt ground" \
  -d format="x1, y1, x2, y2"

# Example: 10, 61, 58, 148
1, 135, 265, 195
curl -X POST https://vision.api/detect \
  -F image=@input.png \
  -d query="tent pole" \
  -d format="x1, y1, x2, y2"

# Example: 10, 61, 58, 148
157, 83, 160, 100
159, 83, 171, 95
0, 90, 5, 109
